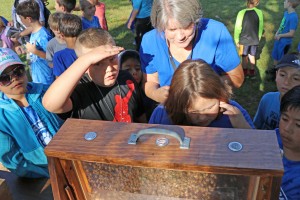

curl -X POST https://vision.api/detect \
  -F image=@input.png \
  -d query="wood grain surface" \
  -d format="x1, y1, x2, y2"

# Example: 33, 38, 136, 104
45, 119, 283, 176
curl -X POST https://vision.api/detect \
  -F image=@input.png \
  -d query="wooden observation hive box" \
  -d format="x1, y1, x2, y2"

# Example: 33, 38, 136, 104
45, 119, 283, 200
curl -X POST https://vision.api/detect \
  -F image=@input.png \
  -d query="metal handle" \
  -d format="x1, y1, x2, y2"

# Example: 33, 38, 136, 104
128, 128, 190, 149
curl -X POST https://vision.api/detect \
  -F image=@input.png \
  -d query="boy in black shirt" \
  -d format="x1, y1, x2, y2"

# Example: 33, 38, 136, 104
234, 0, 263, 78
43, 28, 146, 122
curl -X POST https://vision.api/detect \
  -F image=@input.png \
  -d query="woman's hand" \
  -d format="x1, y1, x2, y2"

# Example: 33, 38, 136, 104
219, 101, 251, 129
153, 86, 170, 104
143, 72, 170, 103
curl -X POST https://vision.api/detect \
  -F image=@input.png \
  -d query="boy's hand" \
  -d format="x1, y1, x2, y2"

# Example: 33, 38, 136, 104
7, 21, 14, 27
11, 32, 21, 40
25, 41, 37, 54
127, 20, 133, 30
274, 34, 281, 40
219, 101, 251, 129
15, 45, 26, 55
84, 45, 124, 65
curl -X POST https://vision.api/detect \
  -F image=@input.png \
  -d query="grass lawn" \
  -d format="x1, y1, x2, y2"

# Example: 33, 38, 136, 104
1, 0, 299, 117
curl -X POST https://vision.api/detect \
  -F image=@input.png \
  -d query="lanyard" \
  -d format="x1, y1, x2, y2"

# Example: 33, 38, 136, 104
167, 26, 198, 71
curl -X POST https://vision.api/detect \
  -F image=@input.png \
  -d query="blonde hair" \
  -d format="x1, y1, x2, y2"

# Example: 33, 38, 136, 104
48, 12, 65, 31
76, 28, 115, 48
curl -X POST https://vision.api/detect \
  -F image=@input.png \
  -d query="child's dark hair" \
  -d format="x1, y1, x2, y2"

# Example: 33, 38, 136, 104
16, 0, 40, 21
280, 85, 300, 113
288, 0, 300, 8
247, 0, 259, 6
58, 14, 82, 37
56, 0, 76, 13
119, 50, 140, 69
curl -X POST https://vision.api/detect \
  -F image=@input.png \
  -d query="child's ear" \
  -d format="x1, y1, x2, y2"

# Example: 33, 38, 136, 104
27, 17, 33, 23
62, 6, 66, 13
60, 33, 65, 39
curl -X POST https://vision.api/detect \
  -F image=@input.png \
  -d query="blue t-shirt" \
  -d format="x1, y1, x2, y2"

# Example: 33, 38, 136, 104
21, 105, 53, 147
82, 16, 101, 30
278, 11, 298, 44
132, 0, 153, 18
149, 100, 255, 128
53, 48, 77, 76
29, 27, 54, 85
140, 18, 240, 87
253, 92, 280, 130
275, 129, 300, 200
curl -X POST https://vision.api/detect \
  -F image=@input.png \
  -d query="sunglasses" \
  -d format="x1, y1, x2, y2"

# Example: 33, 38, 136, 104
0, 65, 26, 86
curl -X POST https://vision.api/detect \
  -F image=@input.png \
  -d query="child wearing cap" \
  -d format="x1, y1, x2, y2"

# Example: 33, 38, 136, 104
254, 53, 300, 129
0, 48, 63, 178
275, 85, 300, 200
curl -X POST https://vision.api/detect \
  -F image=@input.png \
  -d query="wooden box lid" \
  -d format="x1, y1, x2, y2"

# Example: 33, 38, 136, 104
45, 119, 283, 176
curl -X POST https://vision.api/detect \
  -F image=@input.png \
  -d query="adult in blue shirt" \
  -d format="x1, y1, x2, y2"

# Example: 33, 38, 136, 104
150, 59, 254, 129
127, 0, 153, 51
140, 0, 244, 104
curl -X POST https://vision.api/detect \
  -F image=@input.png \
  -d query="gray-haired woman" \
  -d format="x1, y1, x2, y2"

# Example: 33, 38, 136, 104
140, 0, 244, 103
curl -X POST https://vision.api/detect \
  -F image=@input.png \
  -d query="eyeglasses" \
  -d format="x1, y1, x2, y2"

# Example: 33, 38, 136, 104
0, 65, 26, 86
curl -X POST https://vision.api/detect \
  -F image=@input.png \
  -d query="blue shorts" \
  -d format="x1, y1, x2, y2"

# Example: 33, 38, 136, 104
272, 40, 291, 61
242, 45, 258, 56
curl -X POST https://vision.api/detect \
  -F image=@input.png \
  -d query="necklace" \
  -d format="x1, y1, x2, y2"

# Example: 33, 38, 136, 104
93, 81, 124, 122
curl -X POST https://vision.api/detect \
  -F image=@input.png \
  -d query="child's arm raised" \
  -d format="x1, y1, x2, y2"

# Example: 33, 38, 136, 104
42, 45, 124, 114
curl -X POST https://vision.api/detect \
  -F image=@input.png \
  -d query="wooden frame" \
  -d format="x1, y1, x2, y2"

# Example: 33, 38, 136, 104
45, 119, 283, 200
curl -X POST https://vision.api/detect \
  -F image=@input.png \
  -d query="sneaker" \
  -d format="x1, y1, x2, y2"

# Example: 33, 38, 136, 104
243, 68, 249, 78
248, 69, 256, 79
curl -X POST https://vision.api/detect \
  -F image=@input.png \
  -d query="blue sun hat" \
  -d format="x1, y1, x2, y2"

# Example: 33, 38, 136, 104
0, 48, 25, 75
275, 53, 300, 69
